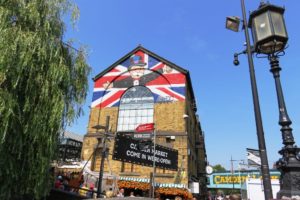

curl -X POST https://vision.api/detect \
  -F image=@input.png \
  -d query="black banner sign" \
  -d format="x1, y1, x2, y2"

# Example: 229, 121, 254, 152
113, 133, 178, 171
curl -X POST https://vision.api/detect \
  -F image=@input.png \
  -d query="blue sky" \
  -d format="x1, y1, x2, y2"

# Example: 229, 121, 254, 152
65, 0, 300, 170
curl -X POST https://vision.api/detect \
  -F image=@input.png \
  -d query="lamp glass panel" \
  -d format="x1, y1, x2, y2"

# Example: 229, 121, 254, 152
254, 12, 272, 41
271, 12, 287, 37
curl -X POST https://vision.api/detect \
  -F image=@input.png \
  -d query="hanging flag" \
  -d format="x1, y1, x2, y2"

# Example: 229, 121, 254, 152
247, 148, 261, 166
135, 123, 155, 133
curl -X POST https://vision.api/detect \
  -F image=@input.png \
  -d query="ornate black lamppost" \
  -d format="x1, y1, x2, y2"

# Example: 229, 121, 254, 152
227, 1, 300, 199
226, 1, 273, 199
248, 3, 300, 199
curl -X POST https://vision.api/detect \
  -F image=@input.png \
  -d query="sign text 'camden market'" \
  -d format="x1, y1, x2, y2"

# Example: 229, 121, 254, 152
113, 133, 178, 171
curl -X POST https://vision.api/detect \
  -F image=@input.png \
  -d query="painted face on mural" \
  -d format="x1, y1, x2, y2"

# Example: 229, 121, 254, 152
129, 65, 146, 79
128, 54, 147, 80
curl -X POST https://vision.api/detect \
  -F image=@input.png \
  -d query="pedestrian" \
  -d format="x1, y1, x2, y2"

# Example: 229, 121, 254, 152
86, 184, 94, 198
154, 193, 161, 200
117, 188, 124, 197
79, 184, 88, 197
54, 175, 63, 189
129, 191, 135, 197
207, 191, 213, 200
63, 176, 70, 191
215, 191, 224, 200
106, 190, 114, 198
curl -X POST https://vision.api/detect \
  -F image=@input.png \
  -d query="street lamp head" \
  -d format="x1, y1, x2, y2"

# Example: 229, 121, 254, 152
226, 16, 240, 32
248, 3, 288, 54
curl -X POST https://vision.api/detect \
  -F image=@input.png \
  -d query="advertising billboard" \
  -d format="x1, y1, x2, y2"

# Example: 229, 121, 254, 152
113, 133, 178, 171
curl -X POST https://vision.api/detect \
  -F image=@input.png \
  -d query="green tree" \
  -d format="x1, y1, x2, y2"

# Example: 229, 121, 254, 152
213, 164, 227, 172
0, 1, 90, 199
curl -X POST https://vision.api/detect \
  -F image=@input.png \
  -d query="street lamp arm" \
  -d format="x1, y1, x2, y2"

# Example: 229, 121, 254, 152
233, 47, 255, 66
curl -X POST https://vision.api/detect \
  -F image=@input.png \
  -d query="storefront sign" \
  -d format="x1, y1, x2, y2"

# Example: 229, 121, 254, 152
135, 123, 154, 132
212, 173, 280, 185
207, 171, 281, 189
113, 133, 178, 171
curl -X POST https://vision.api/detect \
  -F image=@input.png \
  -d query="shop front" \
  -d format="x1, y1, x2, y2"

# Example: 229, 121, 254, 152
118, 177, 193, 199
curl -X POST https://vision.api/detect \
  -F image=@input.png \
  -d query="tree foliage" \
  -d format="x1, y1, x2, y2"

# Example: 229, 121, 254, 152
213, 164, 227, 172
0, 0, 90, 199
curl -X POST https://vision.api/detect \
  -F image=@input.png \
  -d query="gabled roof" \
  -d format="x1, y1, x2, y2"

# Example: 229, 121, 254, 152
63, 131, 83, 142
93, 45, 189, 81
93, 45, 196, 108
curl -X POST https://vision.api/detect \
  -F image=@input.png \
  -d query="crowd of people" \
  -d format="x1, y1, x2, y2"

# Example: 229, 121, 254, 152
207, 191, 241, 200
53, 173, 141, 199
54, 171, 81, 191
53, 172, 96, 198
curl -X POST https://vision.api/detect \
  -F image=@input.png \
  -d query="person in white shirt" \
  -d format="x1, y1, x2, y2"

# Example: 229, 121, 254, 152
117, 188, 124, 197
129, 191, 135, 197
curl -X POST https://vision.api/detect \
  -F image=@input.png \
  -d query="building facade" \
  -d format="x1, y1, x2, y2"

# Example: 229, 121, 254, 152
81, 46, 207, 199
59, 131, 83, 163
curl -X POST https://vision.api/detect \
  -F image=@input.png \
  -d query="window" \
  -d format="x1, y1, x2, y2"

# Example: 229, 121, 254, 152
117, 86, 154, 132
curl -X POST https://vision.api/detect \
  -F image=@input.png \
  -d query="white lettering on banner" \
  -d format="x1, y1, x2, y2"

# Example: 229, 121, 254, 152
156, 150, 168, 158
150, 149, 168, 158
141, 148, 151, 153
126, 150, 141, 159
130, 143, 137, 150
124, 141, 173, 166
113, 133, 178, 170
159, 158, 171, 164
146, 155, 171, 164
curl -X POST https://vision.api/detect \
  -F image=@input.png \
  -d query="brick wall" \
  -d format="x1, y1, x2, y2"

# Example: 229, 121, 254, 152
81, 101, 190, 185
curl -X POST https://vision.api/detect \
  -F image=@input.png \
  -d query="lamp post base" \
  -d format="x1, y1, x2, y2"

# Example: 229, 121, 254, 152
276, 146, 300, 200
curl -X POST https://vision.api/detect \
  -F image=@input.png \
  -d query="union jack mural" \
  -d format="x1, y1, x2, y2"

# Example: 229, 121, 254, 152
91, 50, 186, 108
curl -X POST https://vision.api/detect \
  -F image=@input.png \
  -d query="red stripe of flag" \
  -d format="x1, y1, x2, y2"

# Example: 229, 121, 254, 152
96, 90, 125, 108
157, 87, 185, 101
109, 68, 120, 72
